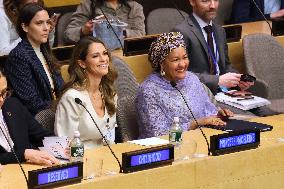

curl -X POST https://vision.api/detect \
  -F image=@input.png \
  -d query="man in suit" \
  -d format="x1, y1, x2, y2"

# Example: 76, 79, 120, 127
231, 0, 284, 24
172, 0, 276, 116
173, 0, 253, 94
0, 70, 59, 165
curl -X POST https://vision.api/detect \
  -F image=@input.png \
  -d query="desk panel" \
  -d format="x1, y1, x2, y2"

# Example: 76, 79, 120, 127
1, 115, 284, 189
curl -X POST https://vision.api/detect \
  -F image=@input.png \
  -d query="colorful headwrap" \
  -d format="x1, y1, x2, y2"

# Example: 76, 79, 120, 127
148, 32, 186, 71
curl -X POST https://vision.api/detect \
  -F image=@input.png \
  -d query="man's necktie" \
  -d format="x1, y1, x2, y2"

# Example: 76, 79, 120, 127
204, 25, 215, 74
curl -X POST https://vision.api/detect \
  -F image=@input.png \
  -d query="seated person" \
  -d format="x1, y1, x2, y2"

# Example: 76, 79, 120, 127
65, 0, 145, 43
136, 32, 233, 139
0, 69, 59, 165
55, 36, 118, 149
5, 3, 64, 116
230, 0, 284, 24
0, 0, 57, 56
173, 0, 276, 116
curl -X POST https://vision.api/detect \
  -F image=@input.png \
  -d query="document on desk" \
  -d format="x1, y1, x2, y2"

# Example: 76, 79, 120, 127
128, 137, 169, 146
39, 136, 69, 160
215, 92, 271, 110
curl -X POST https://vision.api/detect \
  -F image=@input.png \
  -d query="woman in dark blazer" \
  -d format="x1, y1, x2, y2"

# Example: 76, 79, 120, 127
5, 3, 64, 116
0, 69, 59, 165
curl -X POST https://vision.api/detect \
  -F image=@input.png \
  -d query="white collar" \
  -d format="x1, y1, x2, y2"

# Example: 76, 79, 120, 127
192, 13, 213, 29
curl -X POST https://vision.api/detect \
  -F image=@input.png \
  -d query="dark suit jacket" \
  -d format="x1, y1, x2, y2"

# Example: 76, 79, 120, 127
5, 39, 64, 116
172, 15, 237, 94
230, 0, 284, 23
0, 97, 51, 164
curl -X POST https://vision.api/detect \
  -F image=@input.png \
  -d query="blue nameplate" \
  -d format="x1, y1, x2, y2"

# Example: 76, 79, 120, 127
122, 144, 174, 173
210, 129, 260, 156
28, 161, 83, 189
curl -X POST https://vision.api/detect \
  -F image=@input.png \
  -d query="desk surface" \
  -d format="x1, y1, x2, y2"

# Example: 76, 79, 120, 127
1, 114, 284, 189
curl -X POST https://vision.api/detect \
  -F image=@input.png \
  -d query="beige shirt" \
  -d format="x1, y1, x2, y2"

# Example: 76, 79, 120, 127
33, 47, 55, 90
65, 0, 145, 43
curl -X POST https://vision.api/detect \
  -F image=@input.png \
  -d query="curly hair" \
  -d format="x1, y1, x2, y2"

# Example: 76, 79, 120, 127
63, 36, 118, 116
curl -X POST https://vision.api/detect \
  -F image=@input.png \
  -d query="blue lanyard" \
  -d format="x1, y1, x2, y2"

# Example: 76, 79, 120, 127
206, 32, 220, 75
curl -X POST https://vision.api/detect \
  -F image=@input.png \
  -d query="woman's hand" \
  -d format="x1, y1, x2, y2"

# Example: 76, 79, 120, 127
190, 116, 226, 130
81, 20, 94, 36
64, 147, 71, 158
49, 13, 60, 32
24, 149, 60, 166
217, 108, 234, 120
202, 116, 227, 127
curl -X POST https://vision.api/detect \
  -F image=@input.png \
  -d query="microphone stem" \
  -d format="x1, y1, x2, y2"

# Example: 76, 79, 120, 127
79, 103, 123, 173
174, 86, 211, 156
0, 125, 30, 187
99, 7, 125, 53
169, 0, 185, 20
251, 0, 273, 36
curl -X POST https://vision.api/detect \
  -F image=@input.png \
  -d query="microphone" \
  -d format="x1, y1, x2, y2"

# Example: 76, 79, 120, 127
74, 98, 123, 173
0, 125, 29, 187
98, 7, 125, 53
170, 82, 211, 156
251, 0, 273, 35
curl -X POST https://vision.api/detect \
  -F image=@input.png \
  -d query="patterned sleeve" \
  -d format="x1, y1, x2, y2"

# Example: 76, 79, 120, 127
5, 52, 50, 115
136, 84, 171, 139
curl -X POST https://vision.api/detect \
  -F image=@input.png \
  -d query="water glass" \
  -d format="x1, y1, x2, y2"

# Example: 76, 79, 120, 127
175, 139, 197, 161
84, 157, 104, 179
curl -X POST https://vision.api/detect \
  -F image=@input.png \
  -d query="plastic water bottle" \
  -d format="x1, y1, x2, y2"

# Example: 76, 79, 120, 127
70, 131, 84, 162
169, 117, 183, 147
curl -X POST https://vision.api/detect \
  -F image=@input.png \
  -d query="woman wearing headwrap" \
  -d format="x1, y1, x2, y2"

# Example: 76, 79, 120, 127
136, 32, 233, 139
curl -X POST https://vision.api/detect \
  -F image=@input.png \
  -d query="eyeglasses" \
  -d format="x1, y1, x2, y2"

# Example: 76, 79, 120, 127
0, 89, 12, 100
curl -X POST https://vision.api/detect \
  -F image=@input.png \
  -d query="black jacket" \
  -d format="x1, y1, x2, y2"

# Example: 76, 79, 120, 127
0, 97, 51, 164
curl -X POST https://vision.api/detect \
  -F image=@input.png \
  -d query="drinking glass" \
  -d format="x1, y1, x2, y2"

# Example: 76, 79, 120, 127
84, 157, 105, 179
175, 139, 197, 161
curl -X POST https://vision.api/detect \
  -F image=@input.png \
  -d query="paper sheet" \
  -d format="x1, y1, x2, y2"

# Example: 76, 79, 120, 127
128, 137, 169, 146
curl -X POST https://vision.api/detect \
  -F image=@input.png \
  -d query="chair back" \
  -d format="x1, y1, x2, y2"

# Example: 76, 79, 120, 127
112, 56, 139, 142
146, 8, 188, 34
112, 56, 139, 98
243, 33, 284, 99
117, 95, 139, 142
35, 108, 56, 134
56, 12, 73, 46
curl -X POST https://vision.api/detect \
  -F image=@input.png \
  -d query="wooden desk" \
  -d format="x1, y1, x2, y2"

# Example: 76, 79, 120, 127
43, 0, 80, 8
1, 115, 284, 188
235, 21, 272, 37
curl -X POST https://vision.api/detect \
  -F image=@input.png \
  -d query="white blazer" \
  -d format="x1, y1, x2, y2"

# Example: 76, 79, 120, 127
55, 88, 117, 149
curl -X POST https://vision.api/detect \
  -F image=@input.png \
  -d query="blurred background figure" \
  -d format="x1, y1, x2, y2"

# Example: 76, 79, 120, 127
5, 3, 64, 116
65, 0, 145, 43
230, 0, 284, 24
